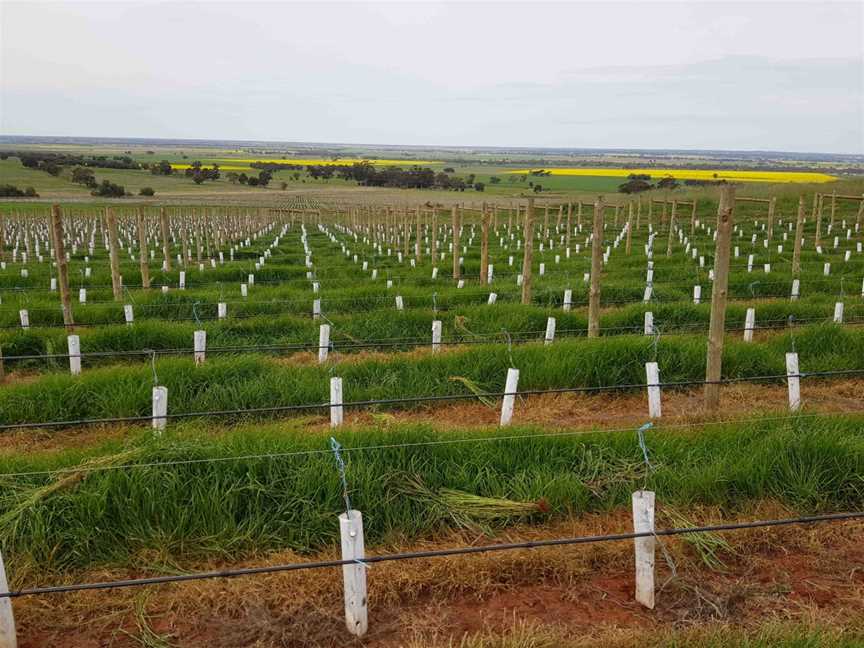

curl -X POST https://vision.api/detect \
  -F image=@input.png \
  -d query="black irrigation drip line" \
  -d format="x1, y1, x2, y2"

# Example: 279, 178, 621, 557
1, 368, 861, 431
2, 262, 862, 306
0, 412, 834, 479
1, 511, 861, 599
4, 316, 864, 363
4, 286, 864, 330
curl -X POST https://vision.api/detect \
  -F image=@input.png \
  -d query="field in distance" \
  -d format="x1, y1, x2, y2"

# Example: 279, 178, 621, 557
0, 138, 862, 202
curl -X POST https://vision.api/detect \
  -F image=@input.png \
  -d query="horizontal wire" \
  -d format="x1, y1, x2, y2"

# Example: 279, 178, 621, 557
2, 289, 862, 330
0, 368, 861, 431
4, 315, 864, 362
0, 411, 839, 480
2, 511, 861, 599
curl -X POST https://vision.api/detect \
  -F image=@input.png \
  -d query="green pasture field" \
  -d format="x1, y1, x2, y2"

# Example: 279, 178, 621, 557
3, 145, 862, 201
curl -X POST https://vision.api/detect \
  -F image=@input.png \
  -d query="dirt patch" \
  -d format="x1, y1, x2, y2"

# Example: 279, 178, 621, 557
0, 378, 861, 456
332, 378, 864, 432
12, 505, 864, 647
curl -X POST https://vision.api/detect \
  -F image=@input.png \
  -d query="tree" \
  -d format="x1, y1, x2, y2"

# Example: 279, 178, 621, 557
71, 167, 97, 187
656, 176, 678, 190
151, 160, 174, 176
533, 184, 543, 193
247, 176, 260, 186
443, 167, 455, 173
257, 170, 273, 187
238, 173, 248, 185
0, 184, 38, 197
40, 162, 62, 176
139, 187, 155, 196
226, 172, 240, 184
280, 182, 288, 190
618, 179, 653, 194
489, 176, 501, 184
474, 182, 485, 192
91, 180, 127, 197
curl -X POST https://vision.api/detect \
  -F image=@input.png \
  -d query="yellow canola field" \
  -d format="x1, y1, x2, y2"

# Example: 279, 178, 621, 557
506, 168, 837, 184
171, 164, 250, 171
218, 158, 438, 166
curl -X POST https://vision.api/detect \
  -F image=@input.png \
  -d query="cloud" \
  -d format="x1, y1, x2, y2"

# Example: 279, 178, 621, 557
1, 2, 862, 153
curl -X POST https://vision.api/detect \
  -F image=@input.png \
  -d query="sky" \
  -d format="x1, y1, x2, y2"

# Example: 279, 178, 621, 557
1, 0, 863, 154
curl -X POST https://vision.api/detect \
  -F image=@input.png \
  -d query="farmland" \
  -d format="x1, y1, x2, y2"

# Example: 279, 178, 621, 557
0, 177, 861, 646
2, 139, 863, 203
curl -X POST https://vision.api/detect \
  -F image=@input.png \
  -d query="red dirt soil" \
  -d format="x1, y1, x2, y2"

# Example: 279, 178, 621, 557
14, 508, 864, 647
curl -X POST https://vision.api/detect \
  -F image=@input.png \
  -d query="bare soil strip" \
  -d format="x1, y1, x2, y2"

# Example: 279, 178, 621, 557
1, 378, 861, 456
14, 503, 864, 647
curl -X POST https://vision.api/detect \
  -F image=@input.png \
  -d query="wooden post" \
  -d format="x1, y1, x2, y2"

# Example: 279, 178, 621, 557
815, 193, 823, 248
415, 207, 422, 262
451, 206, 461, 280
51, 205, 74, 330
480, 205, 490, 284
565, 202, 572, 250
430, 207, 438, 262
690, 199, 697, 236
857, 194, 864, 230
137, 208, 151, 288
704, 185, 735, 412
792, 196, 805, 276
543, 203, 549, 239
625, 202, 633, 255
160, 208, 172, 272
666, 200, 676, 257
587, 197, 604, 338
106, 208, 123, 301
520, 198, 534, 305
766, 197, 776, 244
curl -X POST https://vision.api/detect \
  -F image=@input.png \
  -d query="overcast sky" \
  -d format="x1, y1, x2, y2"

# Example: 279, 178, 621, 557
1, 0, 862, 153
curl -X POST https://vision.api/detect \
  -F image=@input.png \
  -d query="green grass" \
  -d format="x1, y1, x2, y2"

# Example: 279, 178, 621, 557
0, 414, 862, 574
0, 323, 861, 426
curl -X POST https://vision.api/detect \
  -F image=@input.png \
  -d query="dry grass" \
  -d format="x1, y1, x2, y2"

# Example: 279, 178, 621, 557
13, 503, 864, 648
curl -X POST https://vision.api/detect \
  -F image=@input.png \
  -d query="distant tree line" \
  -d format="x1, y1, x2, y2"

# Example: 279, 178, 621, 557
4, 151, 141, 175
250, 162, 304, 171
226, 170, 273, 187
183, 161, 221, 184
0, 185, 39, 198
305, 162, 485, 191
618, 174, 681, 194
